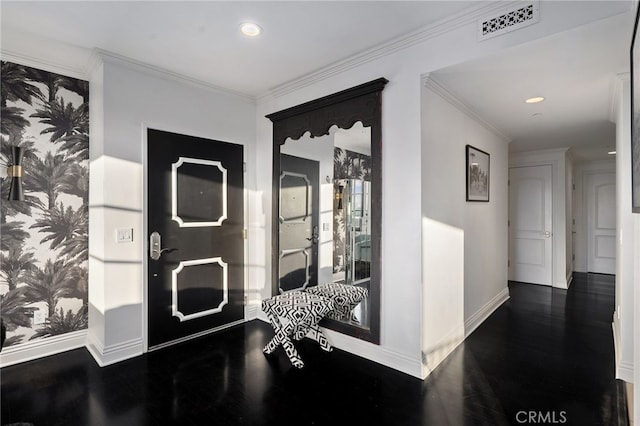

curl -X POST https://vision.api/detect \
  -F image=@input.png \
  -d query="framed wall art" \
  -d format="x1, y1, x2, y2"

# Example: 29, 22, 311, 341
466, 145, 490, 202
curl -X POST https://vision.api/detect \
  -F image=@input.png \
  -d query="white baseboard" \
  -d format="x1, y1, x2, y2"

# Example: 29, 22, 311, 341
613, 317, 621, 368
620, 361, 635, 383
322, 328, 423, 378
613, 318, 635, 382
554, 280, 569, 289
465, 287, 510, 338
422, 324, 465, 379
245, 304, 259, 320
0, 330, 87, 368
255, 316, 423, 378
86, 333, 144, 367
257, 310, 269, 323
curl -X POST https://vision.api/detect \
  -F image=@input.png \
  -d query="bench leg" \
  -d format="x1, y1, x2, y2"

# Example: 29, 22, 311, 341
263, 321, 305, 368
306, 325, 333, 352
263, 312, 285, 354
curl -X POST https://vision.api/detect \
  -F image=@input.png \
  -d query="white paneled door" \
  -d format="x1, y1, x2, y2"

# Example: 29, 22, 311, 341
509, 165, 553, 286
587, 172, 616, 274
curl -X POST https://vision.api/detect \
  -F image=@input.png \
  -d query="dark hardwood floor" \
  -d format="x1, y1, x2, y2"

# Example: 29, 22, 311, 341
0, 273, 626, 425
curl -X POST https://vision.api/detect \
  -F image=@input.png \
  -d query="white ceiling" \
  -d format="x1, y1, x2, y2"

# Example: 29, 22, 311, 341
430, 9, 634, 162
0, 1, 475, 96
0, 1, 635, 161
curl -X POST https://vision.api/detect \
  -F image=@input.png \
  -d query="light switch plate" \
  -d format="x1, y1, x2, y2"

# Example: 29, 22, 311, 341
323, 223, 330, 231
116, 228, 133, 243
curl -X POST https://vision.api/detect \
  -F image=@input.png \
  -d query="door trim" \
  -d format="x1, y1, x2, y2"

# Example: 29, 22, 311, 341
142, 123, 248, 353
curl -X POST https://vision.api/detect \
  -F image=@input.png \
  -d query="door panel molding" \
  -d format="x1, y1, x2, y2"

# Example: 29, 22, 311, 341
171, 257, 229, 322
595, 183, 615, 229
279, 170, 311, 224
279, 248, 311, 292
513, 177, 545, 232
587, 171, 616, 274
172, 156, 228, 227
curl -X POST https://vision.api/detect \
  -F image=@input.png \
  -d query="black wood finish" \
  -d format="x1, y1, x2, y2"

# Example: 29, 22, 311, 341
147, 129, 244, 348
0, 273, 626, 425
267, 78, 387, 344
279, 154, 319, 293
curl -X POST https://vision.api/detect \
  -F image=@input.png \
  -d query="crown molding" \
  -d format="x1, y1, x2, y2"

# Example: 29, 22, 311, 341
0, 49, 89, 80
89, 49, 256, 103
261, 1, 523, 100
86, 49, 105, 77
0, 48, 256, 107
423, 74, 511, 143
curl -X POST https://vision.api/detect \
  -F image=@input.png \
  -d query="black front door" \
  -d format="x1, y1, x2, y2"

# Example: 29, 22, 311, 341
279, 154, 319, 293
147, 129, 244, 349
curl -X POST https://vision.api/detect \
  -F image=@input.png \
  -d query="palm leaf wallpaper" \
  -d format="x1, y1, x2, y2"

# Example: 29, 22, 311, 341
1, 61, 89, 347
333, 147, 371, 274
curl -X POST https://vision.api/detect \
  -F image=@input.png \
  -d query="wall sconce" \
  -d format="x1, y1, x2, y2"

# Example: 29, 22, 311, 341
7, 146, 25, 201
336, 184, 344, 210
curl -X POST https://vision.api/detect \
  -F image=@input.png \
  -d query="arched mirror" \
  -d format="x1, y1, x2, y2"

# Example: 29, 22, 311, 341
267, 78, 387, 343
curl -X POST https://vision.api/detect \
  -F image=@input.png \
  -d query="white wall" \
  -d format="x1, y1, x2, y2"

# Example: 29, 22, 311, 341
614, 74, 634, 383
87, 54, 256, 365
566, 153, 574, 279
420, 78, 509, 377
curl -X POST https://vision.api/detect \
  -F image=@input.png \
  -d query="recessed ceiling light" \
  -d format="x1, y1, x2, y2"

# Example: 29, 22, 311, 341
608, 151, 617, 155
240, 22, 262, 37
525, 96, 545, 104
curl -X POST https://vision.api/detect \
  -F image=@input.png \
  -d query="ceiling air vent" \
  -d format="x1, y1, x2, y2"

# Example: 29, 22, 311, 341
478, 1, 539, 41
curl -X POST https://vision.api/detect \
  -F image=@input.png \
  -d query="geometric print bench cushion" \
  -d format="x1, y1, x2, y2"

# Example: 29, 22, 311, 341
261, 290, 335, 368
305, 282, 368, 323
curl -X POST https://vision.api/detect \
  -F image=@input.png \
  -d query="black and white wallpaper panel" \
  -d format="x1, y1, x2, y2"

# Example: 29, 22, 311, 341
333, 147, 371, 274
1, 61, 89, 347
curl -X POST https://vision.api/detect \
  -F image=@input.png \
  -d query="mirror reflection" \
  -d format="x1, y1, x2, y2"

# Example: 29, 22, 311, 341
279, 122, 372, 329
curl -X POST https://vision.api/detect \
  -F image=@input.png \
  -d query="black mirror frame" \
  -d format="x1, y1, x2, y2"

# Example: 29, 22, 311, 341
266, 78, 388, 344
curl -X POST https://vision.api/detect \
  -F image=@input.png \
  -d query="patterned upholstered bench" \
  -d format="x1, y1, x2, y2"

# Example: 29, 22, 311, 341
305, 282, 368, 323
261, 291, 334, 368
